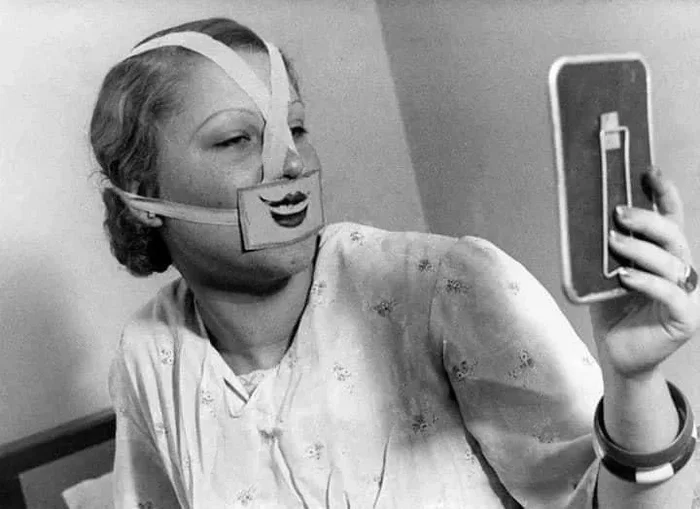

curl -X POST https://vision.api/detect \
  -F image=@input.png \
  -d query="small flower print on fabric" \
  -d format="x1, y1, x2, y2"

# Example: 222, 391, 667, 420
154, 422, 167, 436
463, 447, 477, 465
201, 389, 214, 405
308, 280, 329, 309
417, 258, 435, 272
508, 349, 535, 383
349, 230, 364, 244
159, 347, 174, 365
508, 281, 520, 295
235, 486, 256, 505
310, 281, 327, 299
692, 493, 700, 509
305, 442, 324, 460
138, 502, 154, 509
518, 349, 535, 369
285, 346, 299, 369
372, 299, 395, 317
200, 389, 216, 415
333, 362, 351, 382
411, 413, 437, 435
445, 279, 470, 295
532, 417, 559, 444
451, 359, 478, 382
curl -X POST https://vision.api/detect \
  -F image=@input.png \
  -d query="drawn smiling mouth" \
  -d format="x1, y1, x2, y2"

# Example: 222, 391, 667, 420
259, 191, 309, 228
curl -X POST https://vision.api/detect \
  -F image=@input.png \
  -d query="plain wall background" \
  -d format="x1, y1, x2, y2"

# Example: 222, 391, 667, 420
376, 0, 700, 405
0, 0, 424, 504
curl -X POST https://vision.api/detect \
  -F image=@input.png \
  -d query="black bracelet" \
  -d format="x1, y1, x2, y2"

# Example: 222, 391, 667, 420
593, 381, 697, 484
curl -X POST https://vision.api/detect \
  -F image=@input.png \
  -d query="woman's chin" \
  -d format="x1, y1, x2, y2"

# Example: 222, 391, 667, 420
169, 226, 320, 293
264, 233, 319, 272
235, 233, 319, 281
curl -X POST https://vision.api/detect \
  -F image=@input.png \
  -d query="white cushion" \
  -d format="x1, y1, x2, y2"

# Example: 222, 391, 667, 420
61, 471, 113, 509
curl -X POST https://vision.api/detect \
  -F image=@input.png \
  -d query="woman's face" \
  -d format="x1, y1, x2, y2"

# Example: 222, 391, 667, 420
155, 50, 322, 292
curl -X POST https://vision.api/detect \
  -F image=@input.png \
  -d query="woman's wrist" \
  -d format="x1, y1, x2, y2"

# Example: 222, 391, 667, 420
600, 366, 679, 453
594, 379, 696, 485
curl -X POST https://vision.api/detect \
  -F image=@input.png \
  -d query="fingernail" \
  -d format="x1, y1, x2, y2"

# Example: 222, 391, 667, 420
618, 267, 631, 278
609, 229, 622, 242
615, 205, 627, 218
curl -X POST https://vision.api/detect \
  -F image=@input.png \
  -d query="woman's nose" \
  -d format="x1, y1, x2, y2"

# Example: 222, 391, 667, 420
282, 148, 304, 178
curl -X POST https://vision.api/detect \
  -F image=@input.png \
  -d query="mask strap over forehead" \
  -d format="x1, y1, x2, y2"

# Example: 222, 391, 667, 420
128, 31, 271, 117
261, 41, 296, 183
126, 31, 297, 182
107, 29, 326, 249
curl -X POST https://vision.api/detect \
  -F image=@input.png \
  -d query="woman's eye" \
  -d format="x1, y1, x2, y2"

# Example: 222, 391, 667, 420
215, 135, 251, 148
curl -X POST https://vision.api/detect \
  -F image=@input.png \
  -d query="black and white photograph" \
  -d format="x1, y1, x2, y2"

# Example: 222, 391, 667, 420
2, 1, 700, 507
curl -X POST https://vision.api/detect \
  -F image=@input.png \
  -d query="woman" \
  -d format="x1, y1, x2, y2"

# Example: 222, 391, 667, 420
92, 17, 699, 508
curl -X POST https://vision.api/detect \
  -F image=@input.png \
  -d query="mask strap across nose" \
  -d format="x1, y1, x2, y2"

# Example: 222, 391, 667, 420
107, 31, 324, 251
261, 41, 298, 181
112, 31, 299, 225
128, 32, 297, 183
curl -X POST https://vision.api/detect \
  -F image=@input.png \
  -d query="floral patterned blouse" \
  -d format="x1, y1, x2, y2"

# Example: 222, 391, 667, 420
109, 222, 604, 508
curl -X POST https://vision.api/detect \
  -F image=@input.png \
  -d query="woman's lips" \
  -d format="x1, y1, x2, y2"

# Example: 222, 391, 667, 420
270, 204, 309, 228
259, 191, 307, 207
259, 192, 309, 228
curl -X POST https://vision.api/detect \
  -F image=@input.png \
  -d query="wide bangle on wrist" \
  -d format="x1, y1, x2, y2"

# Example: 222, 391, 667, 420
593, 381, 697, 484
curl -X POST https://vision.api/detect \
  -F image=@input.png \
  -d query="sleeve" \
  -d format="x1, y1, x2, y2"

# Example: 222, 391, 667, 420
429, 236, 604, 508
109, 347, 182, 509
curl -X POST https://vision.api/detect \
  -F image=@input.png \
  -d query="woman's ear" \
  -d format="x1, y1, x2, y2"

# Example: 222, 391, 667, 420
130, 207, 164, 228
127, 183, 164, 228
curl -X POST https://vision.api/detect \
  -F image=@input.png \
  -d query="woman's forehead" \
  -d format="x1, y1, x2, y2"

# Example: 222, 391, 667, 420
186, 56, 265, 112
170, 53, 300, 135
190, 50, 299, 105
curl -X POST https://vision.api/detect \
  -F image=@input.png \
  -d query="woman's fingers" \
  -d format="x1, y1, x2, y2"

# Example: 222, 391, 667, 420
617, 267, 698, 339
614, 205, 690, 261
644, 168, 685, 226
609, 230, 688, 283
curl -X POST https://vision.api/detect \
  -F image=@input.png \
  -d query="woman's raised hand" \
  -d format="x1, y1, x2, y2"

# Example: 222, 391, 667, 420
590, 168, 700, 379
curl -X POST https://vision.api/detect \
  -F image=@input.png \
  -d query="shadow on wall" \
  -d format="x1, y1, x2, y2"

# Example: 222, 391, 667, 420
0, 247, 92, 443
374, 0, 513, 239
373, 0, 700, 407
373, 0, 593, 346
0, 248, 114, 507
